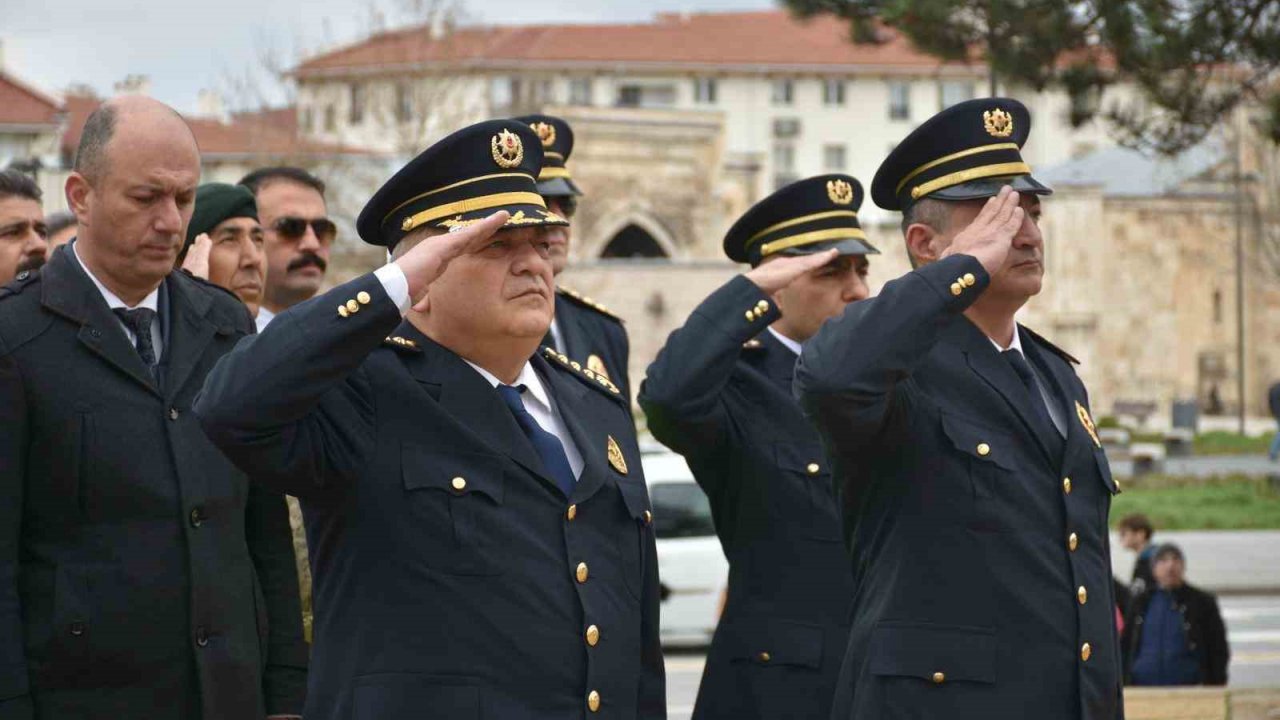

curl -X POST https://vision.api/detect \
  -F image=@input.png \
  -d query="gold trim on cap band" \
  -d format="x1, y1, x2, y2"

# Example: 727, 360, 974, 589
746, 210, 859, 248
538, 167, 573, 180
400, 191, 548, 233
895, 143, 1020, 195
760, 227, 868, 257
544, 152, 565, 161
910, 162, 1032, 200
384, 172, 536, 222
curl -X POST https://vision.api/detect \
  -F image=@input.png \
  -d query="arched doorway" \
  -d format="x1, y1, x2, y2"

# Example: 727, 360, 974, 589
600, 223, 669, 259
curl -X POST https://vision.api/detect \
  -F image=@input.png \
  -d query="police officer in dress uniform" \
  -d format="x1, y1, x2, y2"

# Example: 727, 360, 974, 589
794, 98, 1124, 719
640, 175, 873, 719
195, 120, 666, 720
515, 114, 632, 399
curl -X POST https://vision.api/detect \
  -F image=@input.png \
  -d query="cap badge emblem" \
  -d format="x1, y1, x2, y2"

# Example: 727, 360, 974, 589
530, 121, 556, 148
983, 108, 1014, 138
827, 179, 854, 205
491, 129, 524, 168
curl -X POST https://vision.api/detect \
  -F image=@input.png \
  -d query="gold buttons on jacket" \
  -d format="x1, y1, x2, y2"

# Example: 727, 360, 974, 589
576, 562, 589, 583
950, 283, 963, 297
757, 652, 771, 663
1081, 643, 1092, 662
1077, 586, 1088, 605
1062, 477, 1073, 494
338, 305, 349, 318
962, 273, 976, 287
357, 291, 371, 305
451, 477, 467, 491
587, 691, 601, 712
346, 299, 360, 314
644, 510, 653, 525
976, 443, 991, 457
806, 462, 820, 475
586, 624, 600, 647
744, 310, 755, 322
567, 504, 578, 521
1068, 533, 1079, 552
757, 300, 770, 312
932, 672, 946, 684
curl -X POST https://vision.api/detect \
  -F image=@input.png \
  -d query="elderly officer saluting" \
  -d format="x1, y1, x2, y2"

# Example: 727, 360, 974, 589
195, 120, 665, 719
515, 114, 631, 398
795, 98, 1124, 719
640, 175, 870, 719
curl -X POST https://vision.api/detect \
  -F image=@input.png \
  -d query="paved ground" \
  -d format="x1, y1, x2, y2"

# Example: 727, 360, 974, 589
1110, 453, 1280, 478
663, 595, 1280, 718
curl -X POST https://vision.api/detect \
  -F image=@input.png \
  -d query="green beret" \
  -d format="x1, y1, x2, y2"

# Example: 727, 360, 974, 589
186, 183, 258, 246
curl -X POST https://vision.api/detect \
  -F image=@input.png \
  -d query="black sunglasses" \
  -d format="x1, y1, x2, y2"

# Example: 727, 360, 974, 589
272, 216, 337, 244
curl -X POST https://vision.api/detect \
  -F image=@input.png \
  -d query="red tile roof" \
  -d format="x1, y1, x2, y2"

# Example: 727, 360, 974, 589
60, 94, 364, 160
295, 10, 978, 76
0, 72, 64, 127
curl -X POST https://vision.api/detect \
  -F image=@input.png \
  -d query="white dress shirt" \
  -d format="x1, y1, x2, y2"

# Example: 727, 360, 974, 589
254, 306, 275, 332
990, 328, 1067, 437
71, 241, 164, 360
374, 262, 584, 480
546, 317, 565, 353
767, 326, 802, 357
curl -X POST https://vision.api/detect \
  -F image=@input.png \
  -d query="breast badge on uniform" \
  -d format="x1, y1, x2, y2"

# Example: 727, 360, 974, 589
1076, 401, 1102, 448
607, 435, 629, 475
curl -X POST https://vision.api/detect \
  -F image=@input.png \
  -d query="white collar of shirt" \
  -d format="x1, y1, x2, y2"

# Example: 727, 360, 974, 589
989, 326, 1025, 355
464, 359, 553, 414
71, 241, 160, 313
767, 326, 803, 357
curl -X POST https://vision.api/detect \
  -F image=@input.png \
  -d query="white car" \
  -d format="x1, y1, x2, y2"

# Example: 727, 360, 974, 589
641, 450, 728, 648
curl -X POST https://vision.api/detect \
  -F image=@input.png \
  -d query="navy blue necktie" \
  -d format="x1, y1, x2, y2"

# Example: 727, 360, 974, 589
1002, 349, 1064, 459
114, 307, 159, 379
497, 384, 576, 497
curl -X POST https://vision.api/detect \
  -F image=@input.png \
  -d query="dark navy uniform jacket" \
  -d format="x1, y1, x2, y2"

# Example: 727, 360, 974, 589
0, 247, 307, 720
794, 255, 1124, 720
194, 273, 665, 720
552, 288, 631, 400
640, 275, 853, 720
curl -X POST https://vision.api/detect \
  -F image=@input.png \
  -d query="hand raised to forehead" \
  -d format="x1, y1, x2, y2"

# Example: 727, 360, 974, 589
744, 248, 840, 295
181, 233, 212, 280
940, 186, 1024, 276
395, 211, 510, 312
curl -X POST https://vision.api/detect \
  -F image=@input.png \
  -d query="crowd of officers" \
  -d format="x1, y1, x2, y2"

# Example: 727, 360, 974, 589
1, 92, 1130, 719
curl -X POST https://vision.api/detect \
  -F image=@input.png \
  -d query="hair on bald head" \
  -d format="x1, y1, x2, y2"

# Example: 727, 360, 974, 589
74, 104, 118, 184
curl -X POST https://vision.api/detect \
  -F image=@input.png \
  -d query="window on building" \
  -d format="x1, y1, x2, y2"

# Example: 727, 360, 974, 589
773, 118, 802, 139
823, 79, 845, 106
1213, 289, 1223, 324
616, 84, 676, 108
490, 76, 515, 110
824, 144, 847, 171
694, 77, 718, 104
395, 83, 413, 123
569, 77, 593, 106
773, 143, 798, 189
888, 80, 910, 120
348, 84, 365, 125
301, 107, 314, 133
324, 105, 336, 133
601, 224, 669, 259
939, 80, 975, 109
771, 78, 794, 106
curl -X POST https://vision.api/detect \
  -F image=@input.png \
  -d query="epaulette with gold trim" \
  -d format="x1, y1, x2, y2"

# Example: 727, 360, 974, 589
540, 346, 626, 401
1020, 325, 1079, 365
742, 338, 765, 350
557, 286, 623, 324
382, 335, 422, 353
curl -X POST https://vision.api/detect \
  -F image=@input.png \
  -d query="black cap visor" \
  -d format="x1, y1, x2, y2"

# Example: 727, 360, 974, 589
925, 174, 1053, 203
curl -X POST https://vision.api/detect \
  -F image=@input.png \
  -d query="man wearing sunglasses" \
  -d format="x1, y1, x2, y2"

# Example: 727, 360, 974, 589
515, 115, 631, 399
0, 169, 49, 285
239, 167, 335, 331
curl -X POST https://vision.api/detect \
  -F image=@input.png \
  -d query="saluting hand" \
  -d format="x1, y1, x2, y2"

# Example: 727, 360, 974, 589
395, 211, 510, 312
181, 233, 212, 280
744, 248, 840, 295
940, 185, 1025, 276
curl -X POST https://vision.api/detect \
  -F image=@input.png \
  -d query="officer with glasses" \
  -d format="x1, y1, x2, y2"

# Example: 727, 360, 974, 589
239, 167, 336, 331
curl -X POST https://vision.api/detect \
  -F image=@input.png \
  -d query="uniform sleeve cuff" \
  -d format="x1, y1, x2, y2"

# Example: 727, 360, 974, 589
916, 254, 990, 309
373, 263, 411, 314
695, 274, 782, 341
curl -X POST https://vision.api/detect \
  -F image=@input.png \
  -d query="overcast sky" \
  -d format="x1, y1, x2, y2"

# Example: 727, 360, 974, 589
3, 0, 777, 113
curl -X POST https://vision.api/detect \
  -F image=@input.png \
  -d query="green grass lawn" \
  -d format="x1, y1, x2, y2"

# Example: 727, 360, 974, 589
1192, 431, 1274, 456
1110, 475, 1280, 530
